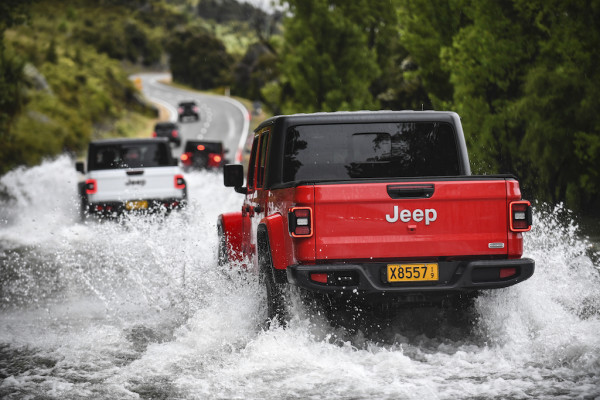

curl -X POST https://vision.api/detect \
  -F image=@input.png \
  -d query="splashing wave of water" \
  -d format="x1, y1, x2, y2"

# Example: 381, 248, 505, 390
1, 156, 599, 399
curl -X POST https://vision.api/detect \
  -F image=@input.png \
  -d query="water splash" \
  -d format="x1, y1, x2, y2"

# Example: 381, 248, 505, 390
1, 158, 599, 399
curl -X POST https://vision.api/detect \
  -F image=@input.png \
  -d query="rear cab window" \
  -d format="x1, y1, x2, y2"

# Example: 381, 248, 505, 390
282, 122, 460, 182
88, 142, 171, 170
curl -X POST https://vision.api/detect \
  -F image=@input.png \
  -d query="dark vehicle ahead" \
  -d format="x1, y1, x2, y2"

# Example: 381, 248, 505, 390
178, 101, 200, 122
152, 121, 181, 146
181, 140, 226, 171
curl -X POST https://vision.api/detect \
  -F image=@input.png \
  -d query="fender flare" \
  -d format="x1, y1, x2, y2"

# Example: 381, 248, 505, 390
218, 212, 243, 263
260, 213, 289, 271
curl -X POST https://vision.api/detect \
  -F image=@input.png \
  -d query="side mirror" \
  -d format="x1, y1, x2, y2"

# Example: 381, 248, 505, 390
224, 164, 246, 194
76, 161, 85, 174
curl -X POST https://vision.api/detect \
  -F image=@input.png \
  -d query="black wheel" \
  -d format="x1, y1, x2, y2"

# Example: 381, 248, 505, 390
257, 232, 287, 326
79, 198, 88, 222
78, 183, 88, 222
217, 222, 228, 266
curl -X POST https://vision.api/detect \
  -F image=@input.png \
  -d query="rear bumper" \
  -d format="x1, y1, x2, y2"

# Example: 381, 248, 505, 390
286, 258, 535, 296
84, 197, 187, 217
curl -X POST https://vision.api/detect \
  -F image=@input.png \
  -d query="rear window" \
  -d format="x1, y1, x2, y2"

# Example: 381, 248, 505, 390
88, 142, 171, 170
282, 122, 459, 182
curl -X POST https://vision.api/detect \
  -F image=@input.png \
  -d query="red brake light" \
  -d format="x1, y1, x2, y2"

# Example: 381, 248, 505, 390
510, 201, 532, 232
197, 144, 205, 151
288, 207, 313, 237
152, 132, 157, 137
174, 174, 186, 189
193, 106, 199, 113
310, 273, 328, 283
207, 153, 223, 167
500, 267, 517, 279
85, 179, 97, 195
172, 130, 178, 138
178, 107, 183, 113
180, 152, 192, 165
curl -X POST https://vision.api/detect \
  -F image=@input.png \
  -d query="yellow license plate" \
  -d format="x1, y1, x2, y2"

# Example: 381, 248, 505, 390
387, 263, 438, 282
126, 200, 148, 210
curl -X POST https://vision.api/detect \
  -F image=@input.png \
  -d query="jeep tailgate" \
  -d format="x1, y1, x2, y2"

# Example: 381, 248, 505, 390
88, 167, 183, 202
313, 179, 511, 261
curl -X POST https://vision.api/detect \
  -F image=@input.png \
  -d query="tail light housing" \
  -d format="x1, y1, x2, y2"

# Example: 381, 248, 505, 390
172, 130, 178, 138
288, 207, 313, 238
500, 267, 517, 279
509, 201, 532, 232
152, 131, 157, 137
208, 153, 223, 167
174, 174, 186, 189
178, 107, 183, 114
180, 152, 192, 166
193, 106, 199, 113
85, 179, 97, 195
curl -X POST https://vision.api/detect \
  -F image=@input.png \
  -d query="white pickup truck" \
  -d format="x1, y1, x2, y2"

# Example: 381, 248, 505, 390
75, 138, 187, 219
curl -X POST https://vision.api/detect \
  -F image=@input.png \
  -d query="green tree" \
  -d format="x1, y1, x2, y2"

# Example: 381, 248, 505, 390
168, 26, 234, 90
513, 0, 600, 208
0, 0, 32, 172
439, 0, 537, 175
275, 0, 380, 113
397, 0, 600, 210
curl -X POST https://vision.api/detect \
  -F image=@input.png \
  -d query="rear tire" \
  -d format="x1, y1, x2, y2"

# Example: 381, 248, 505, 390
217, 222, 228, 267
258, 232, 287, 326
78, 183, 88, 222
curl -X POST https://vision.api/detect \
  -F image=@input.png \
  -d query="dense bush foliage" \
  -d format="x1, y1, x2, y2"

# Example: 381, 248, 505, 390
264, 0, 600, 210
394, 0, 600, 209
168, 25, 234, 89
2, 0, 599, 211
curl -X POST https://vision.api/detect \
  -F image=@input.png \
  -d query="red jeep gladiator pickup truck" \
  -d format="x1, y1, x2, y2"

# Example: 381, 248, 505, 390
218, 111, 534, 321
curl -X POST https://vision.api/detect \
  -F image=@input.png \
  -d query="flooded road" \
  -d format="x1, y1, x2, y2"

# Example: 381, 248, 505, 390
1, 156, 599, 399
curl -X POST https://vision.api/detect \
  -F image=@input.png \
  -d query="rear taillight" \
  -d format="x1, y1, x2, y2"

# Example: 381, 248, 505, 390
310, 273, 328, 283
85, 179, 97, 195
510, 201, 532, 232
197, 144, 205, 151
180, 152, 192, 165
172, 130, 178, 137
174, 174, 186, 189
193, 106, 199, 113
500, 267, 517, 279
208, 153, 222, 167
288, 207, 313, 237
152, 132, 157, 137
178, 107, 183, 114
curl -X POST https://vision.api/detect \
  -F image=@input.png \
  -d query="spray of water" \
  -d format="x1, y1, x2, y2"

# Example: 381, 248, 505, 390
1, 157, 599, 399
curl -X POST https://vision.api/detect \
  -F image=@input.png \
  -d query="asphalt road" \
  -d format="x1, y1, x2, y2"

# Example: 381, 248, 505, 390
133, 72, 250, 164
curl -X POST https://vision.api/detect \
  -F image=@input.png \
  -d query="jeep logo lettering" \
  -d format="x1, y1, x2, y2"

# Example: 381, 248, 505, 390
386, 206, 437, 225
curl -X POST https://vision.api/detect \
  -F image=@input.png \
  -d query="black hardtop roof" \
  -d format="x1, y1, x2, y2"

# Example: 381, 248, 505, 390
154, 121, 178, 127
90, 137, 170, 146
185, 139, 223, 145
178, 101, 197, 106
255, 110, 459, 133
